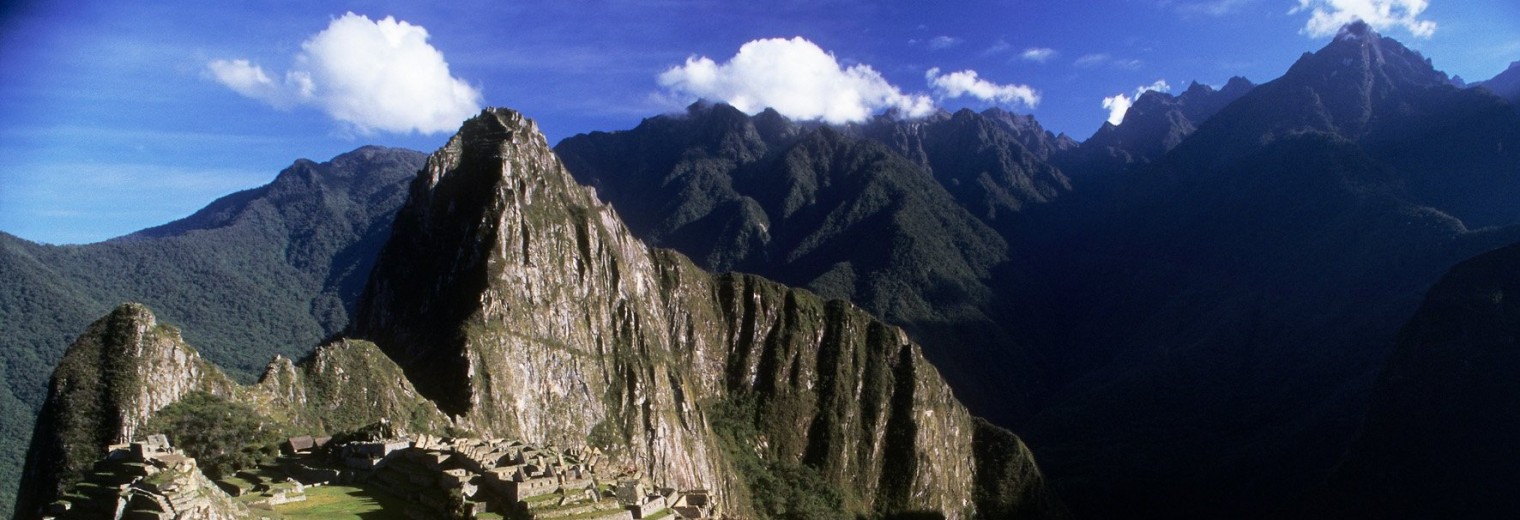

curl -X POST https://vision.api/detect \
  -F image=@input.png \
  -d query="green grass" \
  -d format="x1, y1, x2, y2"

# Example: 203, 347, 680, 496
272, 484, 410, 520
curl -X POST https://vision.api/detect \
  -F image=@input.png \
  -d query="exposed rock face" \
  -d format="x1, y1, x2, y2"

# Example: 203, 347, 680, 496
353, 108, 1061, 518
16, 304, 238, 516
51, 439, 251, 520
0, 146, 423, 514
554, 103, 1051, 423
14, 304, 448, 519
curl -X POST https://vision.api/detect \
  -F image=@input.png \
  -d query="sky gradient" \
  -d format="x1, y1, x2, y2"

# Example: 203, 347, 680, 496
2, 0, 1518, 244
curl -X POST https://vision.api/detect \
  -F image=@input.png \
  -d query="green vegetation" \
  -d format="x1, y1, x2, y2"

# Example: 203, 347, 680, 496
298, 340, 444, 435
708, 395, 855, 520
144, 391, 283, 480
271, 484, 410, 519
1, 147, 423, 513
18, 304, 175, 513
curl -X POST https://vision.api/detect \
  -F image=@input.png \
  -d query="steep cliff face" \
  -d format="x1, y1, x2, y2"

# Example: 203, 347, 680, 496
353, 108, 1060, 518
555, 103, 1049, 423
15, 304, 448, 519
15, 304, 238, 517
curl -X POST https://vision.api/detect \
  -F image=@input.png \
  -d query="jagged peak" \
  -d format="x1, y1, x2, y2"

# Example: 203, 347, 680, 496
1134, 88, 1177, 105
1282, 20, 1449, 92
1334, 19, 1378, 43
1222, 76, 1254, 91
1183, 81, 1215, 97
463, 107, 550, 149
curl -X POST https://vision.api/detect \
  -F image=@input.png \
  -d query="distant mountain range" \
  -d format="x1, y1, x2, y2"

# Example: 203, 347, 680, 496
1316, 241, 1520, 517
16, 109, 1064, 520
1002, 21, 1520, 518
7, 19, 1520, 520
556, 20, 1520, 519
0, 147, 423, 512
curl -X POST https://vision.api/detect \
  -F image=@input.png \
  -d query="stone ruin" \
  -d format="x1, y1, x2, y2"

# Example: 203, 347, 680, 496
43, 435, 255, 520
279, 424, 718, 520
47, 421, 718, 520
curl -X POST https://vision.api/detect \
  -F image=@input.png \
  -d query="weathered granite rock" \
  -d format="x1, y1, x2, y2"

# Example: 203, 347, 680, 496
16, 304, 238, 517
20, 106, 1062, 520
15, 307, 448, 519
352, 108, 1063, 518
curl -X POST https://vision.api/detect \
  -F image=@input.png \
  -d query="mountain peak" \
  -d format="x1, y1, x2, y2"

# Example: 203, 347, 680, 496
1250, 22, 1453, 138
354, 105, 1065, 517
1334, 19, 1378, 42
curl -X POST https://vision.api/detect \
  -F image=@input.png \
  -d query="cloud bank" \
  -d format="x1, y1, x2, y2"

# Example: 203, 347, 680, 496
1101, 80, 1171, 126
926, 68, 1040, 108
1290, 0, 1436, 38
657, 37, 935, 124
208, 12, 481, 135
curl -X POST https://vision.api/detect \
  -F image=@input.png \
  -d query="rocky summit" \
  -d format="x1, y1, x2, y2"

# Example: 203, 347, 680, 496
16, 108, 1063, 520
351, 107, 1062, 518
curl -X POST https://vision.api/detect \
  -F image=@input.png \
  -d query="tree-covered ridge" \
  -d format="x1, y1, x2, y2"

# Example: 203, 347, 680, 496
554, 26, 1520, 519
0, 145, 424, 514
554, 103, 1054, 422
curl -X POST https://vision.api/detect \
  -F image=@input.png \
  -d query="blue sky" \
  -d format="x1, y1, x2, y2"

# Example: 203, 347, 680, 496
2, 0, 1517, 244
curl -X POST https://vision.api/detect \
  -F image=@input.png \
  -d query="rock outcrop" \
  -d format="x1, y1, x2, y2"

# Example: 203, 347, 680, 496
14, 304, 448, 519
554, 103, 1053, 423
46, 436, 251, 520
352, 107, 1062, 518
20, 107, 1060, 519
16, 304, 238, 516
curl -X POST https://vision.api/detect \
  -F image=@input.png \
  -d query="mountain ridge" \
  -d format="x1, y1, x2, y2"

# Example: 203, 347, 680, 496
0, 146, 425, 514
17, 107, 1064, 519
1003, 22, 1520, 518
352, 107, 1063, 518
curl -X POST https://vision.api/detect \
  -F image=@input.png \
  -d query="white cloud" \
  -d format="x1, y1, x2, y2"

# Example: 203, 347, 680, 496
657, 37, 935, 124
1101, 80, 1171, 125
1289, 0, 1436, 38
1101, 95, 1133, 126
1021, 47, 1057, 62
208, 12, 482, 135
928, 36, 963, 50
1075, 53, 1111, 68
1076, 53, 1143, 69
926, 68, 1040, 108
1171, 0, 1254, 16
206, 59, 299, 108
982, 39, 1014, 56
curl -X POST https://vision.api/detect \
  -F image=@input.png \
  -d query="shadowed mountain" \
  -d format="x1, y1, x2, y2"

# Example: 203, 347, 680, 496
1006, 20, 1520, 518
1478, 60, 1520, 104
555, 102, 1062, 420
343, 107, 1067, 518
1314, 242, 1520, 518
1066, 77, 1254, 179
852, 107, 1075, 231
18, 108, 1068, 519
0, 146, 424, 513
